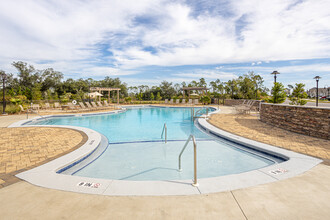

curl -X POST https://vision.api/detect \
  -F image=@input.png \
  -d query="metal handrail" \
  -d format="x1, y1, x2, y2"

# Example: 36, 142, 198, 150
178, 135, 198, 187
26, 108, 44, 119
161, 123, 167, 143
193, 106, 212, 119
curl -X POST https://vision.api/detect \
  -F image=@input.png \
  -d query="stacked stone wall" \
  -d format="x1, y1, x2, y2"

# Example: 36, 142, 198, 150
260, 103, 330, 140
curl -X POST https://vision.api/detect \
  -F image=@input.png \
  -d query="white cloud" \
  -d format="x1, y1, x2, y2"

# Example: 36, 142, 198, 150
0, 0, 329, 86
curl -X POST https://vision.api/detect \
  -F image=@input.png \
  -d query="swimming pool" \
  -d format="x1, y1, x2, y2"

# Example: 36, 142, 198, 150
27, 106, 282, 181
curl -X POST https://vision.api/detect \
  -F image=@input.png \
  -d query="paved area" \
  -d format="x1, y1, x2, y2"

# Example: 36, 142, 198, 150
0, 164, 329, 219
0, 127, 87, 188
0, 107, 329, 219
208, 111, 330, 164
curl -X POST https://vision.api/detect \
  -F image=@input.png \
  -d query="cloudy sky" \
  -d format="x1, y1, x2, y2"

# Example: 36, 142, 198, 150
0, 0, 329, 89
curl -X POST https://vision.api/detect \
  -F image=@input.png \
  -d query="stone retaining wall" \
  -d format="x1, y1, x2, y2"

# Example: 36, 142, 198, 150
260, 103, 330, 140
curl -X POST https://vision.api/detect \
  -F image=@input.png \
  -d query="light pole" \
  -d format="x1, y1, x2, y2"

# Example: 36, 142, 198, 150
271, 71, 280, 103
1, 72, 7, 115
314, 76, 321, 107
255, 83, 258, 100
271, 71, 280, 84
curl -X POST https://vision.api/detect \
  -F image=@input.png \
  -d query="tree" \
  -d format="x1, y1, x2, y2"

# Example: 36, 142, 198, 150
289, 83, 307, 105
12, 61, 41, 99
41, 68, 63, 92
268, 82, 286, 103
156, 92, 162, 101
150, 93, 155, 100
160, 81, 175, 99
200, 95, 211, 105
199, 78, 207, 87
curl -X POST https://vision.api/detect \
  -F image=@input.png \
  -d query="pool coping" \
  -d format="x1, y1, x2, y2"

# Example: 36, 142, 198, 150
10, 106, 322, 196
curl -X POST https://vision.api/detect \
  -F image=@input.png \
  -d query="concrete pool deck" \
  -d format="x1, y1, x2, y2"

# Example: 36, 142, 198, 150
0, 106, 330, 219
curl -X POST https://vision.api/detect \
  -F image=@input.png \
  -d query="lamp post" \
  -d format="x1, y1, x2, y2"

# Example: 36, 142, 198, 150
271, 71, 280, 84
314, 76, 321, 107
1, 72, 7, 115
255, 83, 258, 100
271, 71, 280, 103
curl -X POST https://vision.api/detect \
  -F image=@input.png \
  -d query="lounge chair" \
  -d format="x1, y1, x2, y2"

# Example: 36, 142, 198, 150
236, 100, 256, 114
66, 102, 79, 112
97, 101, 107, 109
31, 104, 40, 112
54, 102, 61, 109
19, 105, 32, 114
44, 103, 51, 109
103, 100, 110, 107
182, 99, 186, 104
91, 102, 101, 109
164, 99, 168, 104
194, 99, 199, 105
175, 99, 180, 104
188, 99, 192, 105
169, 99, 173, 104
85, 102, 97, 110
79, 102, 90, 111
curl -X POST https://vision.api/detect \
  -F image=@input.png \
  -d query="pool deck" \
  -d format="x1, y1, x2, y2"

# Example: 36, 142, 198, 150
0, 106, 330, 219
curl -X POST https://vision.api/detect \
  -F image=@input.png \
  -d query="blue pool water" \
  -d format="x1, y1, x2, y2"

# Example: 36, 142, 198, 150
28, 107, 279, 181
30, 107, 210, 142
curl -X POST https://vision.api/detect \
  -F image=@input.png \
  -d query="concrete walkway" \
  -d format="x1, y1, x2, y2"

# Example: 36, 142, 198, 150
0, 108, 329, 219
0, 164, 329, 219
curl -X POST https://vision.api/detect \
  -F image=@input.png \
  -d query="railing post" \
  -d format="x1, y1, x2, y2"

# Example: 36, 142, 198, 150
178, 135, 198, 187
165, 123, 167, 143
192, 139, 198, 186
161, 123, 167, 143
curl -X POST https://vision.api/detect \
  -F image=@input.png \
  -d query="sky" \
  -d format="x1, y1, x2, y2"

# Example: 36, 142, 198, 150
0, 0, 330, 90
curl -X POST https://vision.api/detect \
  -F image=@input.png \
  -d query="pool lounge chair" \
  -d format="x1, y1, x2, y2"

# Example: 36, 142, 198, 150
188, 99, 192, 105
79, 102, 90, 111
54, 102, 61, 109
91, 102, 103, 109
103, 100, 110, 107
236, 100, 256, 114
169, 99, 173, 104
97, 101, 108, 109
164, 99, 168, 104
44, 103, 51, 110
67, 103, 79, 112
19, 105, 33, 114
182, 99, 186, 104
85, 102, 97, 110
194, 99, 199, 105
31, 104, 40, 112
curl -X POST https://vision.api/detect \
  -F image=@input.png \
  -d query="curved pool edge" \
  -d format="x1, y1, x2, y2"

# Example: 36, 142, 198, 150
10, 107, 322, 196
196, 117, 322, 193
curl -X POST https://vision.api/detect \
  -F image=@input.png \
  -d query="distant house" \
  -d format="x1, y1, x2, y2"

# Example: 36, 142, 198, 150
307, 87, 329, 97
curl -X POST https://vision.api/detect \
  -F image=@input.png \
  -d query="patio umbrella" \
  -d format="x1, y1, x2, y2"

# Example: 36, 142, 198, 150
88, 92, 103, 98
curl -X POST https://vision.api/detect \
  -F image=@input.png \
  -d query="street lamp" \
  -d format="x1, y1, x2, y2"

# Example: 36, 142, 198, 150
1, 72, 7, 115
314, 76, 321, 107
255, 83, 258, 100
271, 71, 280, 84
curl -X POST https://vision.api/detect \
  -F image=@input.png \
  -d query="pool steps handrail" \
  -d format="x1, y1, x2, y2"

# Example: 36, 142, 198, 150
193, 106, 212, 119
178, 134, 198, 187
161, 123, 167, 143
26, 107, 44, 119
